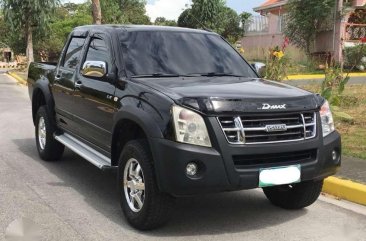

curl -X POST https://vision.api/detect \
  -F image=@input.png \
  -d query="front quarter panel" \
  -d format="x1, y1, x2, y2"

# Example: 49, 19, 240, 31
114, 80, 175, 139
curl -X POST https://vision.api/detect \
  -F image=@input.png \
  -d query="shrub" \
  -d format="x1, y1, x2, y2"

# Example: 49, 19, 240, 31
344, 45, 366, 71
264, 38, 290, 81
265, 46, 290, 81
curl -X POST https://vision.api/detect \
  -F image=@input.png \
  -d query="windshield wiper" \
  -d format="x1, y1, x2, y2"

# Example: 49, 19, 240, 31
188, 72, 244, 77
131, 73, 180, 78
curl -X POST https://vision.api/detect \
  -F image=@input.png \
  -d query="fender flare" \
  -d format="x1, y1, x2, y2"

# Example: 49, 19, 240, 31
112, 105, 164, 139
32, 78, 55, 124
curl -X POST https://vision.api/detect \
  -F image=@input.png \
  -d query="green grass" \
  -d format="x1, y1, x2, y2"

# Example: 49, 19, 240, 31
301, 84, 366, 160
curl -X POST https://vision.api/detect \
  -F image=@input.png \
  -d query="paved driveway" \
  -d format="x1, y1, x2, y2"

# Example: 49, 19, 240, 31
1, 73, 366, 241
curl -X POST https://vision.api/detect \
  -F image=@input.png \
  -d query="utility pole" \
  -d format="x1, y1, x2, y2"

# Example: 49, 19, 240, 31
92, 0, 102, 25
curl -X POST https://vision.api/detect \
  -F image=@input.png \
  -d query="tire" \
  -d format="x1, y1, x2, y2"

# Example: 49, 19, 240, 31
118, 139, 175, 230
35, 106, 64, 161
263, 179, 323, 210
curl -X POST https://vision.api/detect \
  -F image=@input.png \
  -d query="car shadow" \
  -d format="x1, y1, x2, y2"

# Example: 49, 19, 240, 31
13, 138, 308, 236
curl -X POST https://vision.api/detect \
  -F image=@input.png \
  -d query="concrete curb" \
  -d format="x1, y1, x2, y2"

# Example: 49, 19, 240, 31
323, 176, 366, 206
287, 72, 366, 80
7, 71, 27, 85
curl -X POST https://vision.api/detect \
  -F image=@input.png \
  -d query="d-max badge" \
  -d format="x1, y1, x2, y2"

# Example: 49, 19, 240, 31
260, 103, 287, 110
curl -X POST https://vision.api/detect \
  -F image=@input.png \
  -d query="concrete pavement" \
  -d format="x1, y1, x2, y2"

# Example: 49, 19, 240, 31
1, 73, 366, 240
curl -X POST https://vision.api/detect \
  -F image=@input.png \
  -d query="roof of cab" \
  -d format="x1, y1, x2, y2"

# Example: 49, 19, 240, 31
73, 24, 214, 35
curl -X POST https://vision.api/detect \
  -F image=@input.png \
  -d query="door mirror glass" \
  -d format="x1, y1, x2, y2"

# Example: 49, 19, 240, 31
81, 61, 107, 78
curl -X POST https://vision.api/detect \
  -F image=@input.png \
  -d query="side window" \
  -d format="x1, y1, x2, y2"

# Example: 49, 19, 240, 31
84, 38, 111, 70
63, 37, 85, 69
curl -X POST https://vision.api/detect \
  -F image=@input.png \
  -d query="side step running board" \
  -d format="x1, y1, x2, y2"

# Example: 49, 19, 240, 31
54, 133, 112, 170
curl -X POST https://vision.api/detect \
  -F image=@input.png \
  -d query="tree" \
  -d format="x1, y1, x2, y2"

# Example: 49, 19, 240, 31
219, 7, 243, 43
177, 9, 197, 28
177, 1, 244, 43
101, 0, 123, 23
154, 17, 177, 26
190, 0, 225, 30
101, 0, 150, 24
2, 0, 59, 63
92, 0, 102, 24
285, 0, 335, 56
35, 3, 92, 61
239, 11, 252, 34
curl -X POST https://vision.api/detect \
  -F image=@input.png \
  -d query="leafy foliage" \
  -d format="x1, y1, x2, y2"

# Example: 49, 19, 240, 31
321, 66, 350, 106
190, 0, 225, 29
344, 45, 366, 70
265, 46, 289, 81
322, 43, 365, 107
285, 0, 335, 55
177, 0, 244, 43
35, 3, 92, 61
348, 9, 366, 24
239, 11, 252, 34
154, 17, 177, 26
219, 7, 243, 43
177, 9, 198, 28
2, 0, 60, 62
101, 0, 150, 24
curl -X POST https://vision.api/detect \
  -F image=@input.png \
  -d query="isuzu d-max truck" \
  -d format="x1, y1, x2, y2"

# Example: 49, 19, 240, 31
27, 25, 341, 230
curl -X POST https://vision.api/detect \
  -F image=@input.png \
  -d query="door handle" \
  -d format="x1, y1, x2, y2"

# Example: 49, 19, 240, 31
75, 81, 83, 89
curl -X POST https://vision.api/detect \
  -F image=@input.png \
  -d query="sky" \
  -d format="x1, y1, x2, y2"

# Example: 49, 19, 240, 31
62, 0, 264, 21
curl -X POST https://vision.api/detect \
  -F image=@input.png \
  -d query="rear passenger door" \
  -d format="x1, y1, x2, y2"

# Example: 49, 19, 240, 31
53, 36, 86, 133
72, 34, 117, 154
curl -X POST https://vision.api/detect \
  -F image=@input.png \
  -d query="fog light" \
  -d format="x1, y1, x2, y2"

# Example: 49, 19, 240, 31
332, 150, 337, 161
186, 162, 198, 176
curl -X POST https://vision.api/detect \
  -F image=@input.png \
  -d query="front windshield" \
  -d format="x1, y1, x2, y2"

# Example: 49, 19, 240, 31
120, 31, 257, 78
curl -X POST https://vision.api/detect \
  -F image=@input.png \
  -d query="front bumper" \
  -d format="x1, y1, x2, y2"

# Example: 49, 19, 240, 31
150, 118, 341, 196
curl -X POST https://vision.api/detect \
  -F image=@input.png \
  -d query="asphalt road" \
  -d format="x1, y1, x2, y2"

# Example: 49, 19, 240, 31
1, 72, 366, 241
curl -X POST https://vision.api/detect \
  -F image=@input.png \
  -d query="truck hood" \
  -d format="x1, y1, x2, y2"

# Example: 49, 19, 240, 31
135, 77, 324, 115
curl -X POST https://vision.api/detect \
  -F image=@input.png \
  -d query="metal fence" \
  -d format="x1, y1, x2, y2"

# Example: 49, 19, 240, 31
345, 23, 366, 41
244, 16, 269, 33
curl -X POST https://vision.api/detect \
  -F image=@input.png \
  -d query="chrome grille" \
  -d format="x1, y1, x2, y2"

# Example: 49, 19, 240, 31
218, 112, 317, 144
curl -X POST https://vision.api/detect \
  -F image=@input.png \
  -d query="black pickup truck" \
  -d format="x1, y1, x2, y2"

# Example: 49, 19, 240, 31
27, 25, 341, 230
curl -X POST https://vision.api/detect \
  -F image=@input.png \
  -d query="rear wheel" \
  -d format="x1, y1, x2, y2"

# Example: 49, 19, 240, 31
35, 106, 64, 161
263, 180, 323, 209
118, 140, 175, 230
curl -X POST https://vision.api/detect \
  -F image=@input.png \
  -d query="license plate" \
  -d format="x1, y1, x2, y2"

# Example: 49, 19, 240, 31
259, 165, 301, 187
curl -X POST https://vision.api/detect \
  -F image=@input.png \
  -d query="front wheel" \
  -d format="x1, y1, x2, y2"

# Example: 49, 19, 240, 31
118, 140, 175, 230
263, 180, 323, 209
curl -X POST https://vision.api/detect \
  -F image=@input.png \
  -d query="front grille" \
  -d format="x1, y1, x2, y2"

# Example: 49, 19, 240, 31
218, 112, 317, 144
233, 149, 317, 168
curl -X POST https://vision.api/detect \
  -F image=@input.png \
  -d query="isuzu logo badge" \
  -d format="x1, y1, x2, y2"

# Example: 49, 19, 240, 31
265, 124, 287, 132
260, 103, 287, 110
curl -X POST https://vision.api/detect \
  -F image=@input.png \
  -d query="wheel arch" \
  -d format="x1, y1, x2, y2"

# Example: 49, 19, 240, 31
111, 107, 164, 166
31, 80, 55, 126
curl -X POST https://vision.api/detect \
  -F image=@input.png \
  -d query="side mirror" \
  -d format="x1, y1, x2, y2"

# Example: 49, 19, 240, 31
251, 62, 266, 78
81, 61, 107, 78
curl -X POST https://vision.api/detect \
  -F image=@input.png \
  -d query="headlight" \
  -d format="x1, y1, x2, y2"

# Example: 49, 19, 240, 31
320, 100, 335, 137
172, 105, 211, 147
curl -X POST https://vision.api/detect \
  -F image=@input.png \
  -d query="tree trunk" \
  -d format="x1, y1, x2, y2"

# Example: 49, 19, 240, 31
92, 0, 102, 24
26, 24, 34, 65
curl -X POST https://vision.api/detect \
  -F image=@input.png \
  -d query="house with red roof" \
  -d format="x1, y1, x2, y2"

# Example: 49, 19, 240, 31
241, 0, 366, 63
